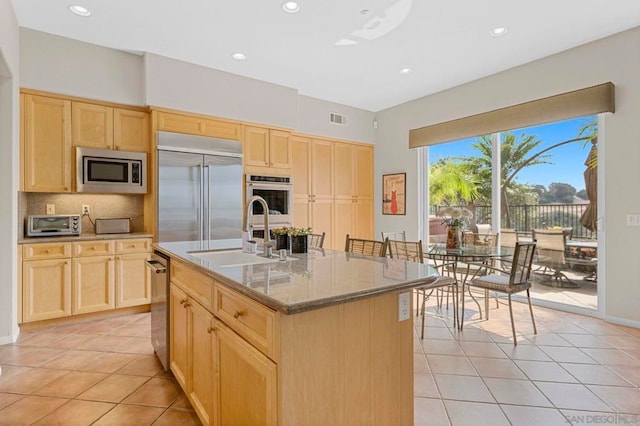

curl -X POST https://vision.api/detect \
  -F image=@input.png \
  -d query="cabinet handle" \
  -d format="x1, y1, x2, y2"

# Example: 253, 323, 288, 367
129, 244, 136, 248
90, 247, 96, 250
115, 146, 120, 150
207, 326, 218, 334
184, 302, 191, 307
180, 299, 188, 305
45, 249, 51, 253
233, 310, 244, 319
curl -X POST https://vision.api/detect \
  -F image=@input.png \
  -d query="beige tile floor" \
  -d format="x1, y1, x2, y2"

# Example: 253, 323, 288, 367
0, 296, 639, 425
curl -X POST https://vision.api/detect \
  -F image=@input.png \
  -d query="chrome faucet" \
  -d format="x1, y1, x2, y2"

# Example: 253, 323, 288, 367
243, 195, 273, 258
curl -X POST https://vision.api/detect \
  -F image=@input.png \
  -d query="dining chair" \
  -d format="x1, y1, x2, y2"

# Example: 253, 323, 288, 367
387, 239, 457, 339
309, 232, 325, 249
344, 234, 387, 257
381, 230, 406, 242
531, 228, 576, 287
500, 228, 519, 248
463, 241, 537, 345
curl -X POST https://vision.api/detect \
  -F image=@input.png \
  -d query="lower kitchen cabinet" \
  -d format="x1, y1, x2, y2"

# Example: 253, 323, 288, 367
20, 237, 152, 323
22, 258, 72, 322
217, 322, 277, 426
170, 283, 218, 426
72, 255, 115, 314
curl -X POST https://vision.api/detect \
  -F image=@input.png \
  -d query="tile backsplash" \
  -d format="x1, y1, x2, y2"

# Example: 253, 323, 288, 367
22, 193, 145, 236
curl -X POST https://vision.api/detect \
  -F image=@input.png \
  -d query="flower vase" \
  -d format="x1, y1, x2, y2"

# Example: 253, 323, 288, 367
291, 235, 308, 253
275, 234, 290, 250
446, 226, 461, 249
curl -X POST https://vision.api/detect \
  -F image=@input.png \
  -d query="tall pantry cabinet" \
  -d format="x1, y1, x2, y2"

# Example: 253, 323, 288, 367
291, 136, 374, 250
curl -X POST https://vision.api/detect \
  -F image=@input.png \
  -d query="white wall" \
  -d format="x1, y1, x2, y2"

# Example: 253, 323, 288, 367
20, 28, 144, 105
376, 27, 640, 325
0, 0, 20, 343
144, 53, 376, 142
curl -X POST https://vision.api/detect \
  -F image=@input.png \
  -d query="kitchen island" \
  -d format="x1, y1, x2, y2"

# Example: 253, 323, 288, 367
155, 240, 449, 426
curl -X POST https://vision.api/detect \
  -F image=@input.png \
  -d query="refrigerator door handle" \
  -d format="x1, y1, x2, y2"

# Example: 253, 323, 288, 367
197, 164, 203, 242
203, 164, 211, 241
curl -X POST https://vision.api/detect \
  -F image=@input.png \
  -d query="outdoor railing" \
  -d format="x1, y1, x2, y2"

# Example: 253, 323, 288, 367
430, 203, 596, 240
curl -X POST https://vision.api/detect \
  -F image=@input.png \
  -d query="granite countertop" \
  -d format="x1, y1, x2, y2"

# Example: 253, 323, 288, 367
154, 240, 445, 314
18, 232, 154, 244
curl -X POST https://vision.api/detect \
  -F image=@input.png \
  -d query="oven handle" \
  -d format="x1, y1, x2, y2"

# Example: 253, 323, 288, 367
246, 182, 293, 190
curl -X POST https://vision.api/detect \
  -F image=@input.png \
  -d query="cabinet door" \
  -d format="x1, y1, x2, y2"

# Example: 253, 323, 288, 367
115, 252, 151, 308
311, 139, 334, 198
190, 301, 218, 426
170, 284, 190, 390
72, 102, 113, 149
269, 130, 291, 169
217, 324, 277, 426
22, 94, 72, 192
353, 198, 375, 239
293, 197, 311, 229
333, 143, 355, 198
23, 258, 72, 322
333, 199, 354, 251
311, 198, 334, 249
72, 256, 115, 314
244, 126, 270, 167
113, 108, 149, 152
291, 136, 310, 197
354, 145, 374, 199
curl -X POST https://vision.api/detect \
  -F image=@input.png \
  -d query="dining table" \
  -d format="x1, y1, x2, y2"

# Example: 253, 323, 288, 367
426, 243, 513, 329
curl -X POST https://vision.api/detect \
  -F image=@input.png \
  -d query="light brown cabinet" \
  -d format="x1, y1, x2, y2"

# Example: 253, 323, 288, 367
22, 242, 72, 322
20, 237, 152, 323
157, 111, 241, 140
72, 102, 149, 152
170, 284, 190, 390
21, 94, 72, 192
244, 126, 291, 173
292, 136, 374, 249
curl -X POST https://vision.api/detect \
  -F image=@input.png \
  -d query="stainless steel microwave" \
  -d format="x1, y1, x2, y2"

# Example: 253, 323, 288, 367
27, 214, 81, 237
76, 147, 147, 194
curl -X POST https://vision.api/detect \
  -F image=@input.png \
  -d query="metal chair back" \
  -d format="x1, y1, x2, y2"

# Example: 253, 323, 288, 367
345, 234, 387, 257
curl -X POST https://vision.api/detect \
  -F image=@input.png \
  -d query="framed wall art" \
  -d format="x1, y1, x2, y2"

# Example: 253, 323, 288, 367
382, 173, 406, 215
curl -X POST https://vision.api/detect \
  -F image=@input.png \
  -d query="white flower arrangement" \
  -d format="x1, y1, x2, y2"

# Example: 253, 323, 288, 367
436, 206, 473, 228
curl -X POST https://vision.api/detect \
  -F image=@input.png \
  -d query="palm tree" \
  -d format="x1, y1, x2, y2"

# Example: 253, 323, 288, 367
429, 159, 479, 206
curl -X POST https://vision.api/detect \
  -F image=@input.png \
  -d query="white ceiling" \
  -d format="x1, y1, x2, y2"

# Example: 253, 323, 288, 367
11, 0, 640, 112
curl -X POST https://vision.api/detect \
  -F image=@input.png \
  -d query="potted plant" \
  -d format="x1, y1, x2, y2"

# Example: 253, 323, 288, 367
271, 226, 292, 250
436, 207, 473, 249
288, 227, 312, 253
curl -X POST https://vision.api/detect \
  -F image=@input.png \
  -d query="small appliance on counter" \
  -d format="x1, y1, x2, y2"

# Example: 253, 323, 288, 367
27, 214, 82, 237
95, 218, 131, 234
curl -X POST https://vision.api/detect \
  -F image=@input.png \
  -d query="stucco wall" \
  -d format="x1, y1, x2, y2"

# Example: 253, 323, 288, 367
375, 27, 640, 326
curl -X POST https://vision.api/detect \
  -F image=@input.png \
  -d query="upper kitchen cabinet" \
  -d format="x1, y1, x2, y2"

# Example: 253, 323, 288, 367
73, 102, 150, 152
243, 125, 291, 174
156, 111, 241, 140
334, 142, 374, 200
21, 94, 72, 192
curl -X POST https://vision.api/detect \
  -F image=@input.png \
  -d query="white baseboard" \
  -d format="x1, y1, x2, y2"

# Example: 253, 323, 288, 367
604, 315, 640, 329
0, 333, 18, 345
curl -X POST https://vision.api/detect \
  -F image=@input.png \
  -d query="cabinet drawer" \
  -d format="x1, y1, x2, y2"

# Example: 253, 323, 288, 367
73, 240, 115, 257
115, 238, 151, 254
23, 242, 72, 260
213, 285, 277, 360
170, 260, 213, 310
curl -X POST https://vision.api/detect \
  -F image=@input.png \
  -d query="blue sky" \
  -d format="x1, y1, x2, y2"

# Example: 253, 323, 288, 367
429, 116, 596, 191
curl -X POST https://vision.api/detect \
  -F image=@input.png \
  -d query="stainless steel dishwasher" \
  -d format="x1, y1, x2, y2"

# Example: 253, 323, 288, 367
147, 251, 170, 371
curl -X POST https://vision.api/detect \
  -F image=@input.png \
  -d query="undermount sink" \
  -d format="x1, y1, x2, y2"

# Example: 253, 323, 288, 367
188, 249, 282, 267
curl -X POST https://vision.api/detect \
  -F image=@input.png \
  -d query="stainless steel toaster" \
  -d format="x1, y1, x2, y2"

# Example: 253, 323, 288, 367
95, 218, 131, 234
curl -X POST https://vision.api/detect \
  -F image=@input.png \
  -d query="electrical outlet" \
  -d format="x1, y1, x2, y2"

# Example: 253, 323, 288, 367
398, 292, 410, 321
82, 204, 90, 215
46, 204, 55, 215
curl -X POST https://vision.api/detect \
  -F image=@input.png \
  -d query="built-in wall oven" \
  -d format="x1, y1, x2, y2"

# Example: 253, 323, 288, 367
245, 175, 293, 238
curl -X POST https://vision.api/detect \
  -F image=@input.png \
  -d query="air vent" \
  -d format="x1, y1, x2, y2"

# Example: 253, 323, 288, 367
330, 113, 348, 126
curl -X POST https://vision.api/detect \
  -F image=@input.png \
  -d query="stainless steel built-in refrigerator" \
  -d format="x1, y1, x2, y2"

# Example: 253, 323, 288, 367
157, 131, 243, 243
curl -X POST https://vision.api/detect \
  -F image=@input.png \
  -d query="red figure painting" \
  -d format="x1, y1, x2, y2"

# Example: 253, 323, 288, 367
390, 190, 398, 214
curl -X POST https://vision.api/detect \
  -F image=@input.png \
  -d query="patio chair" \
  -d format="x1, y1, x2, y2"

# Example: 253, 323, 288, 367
500, 228, 519, 248
387, 239, 457, 338
309, 232, 325, 249
463, 241, 537, 345
345, 234, 387, 257
381, 230, 406, 241
531, 229, 578, 287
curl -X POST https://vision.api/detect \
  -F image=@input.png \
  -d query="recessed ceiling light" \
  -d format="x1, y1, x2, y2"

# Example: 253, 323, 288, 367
281, 1, 300, 13
68, 5, 91, 17
231, 52, 246, 61
490, 27, 508, 37
400, 67, 412, 75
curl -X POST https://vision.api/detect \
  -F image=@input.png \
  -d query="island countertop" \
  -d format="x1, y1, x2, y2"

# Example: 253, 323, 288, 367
154, 240, 444, 314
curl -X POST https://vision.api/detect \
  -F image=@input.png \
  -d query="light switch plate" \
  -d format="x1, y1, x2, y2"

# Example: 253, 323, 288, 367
627, 214, 640, 226
398, 292, 410, 321
46, 204, 55, 215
